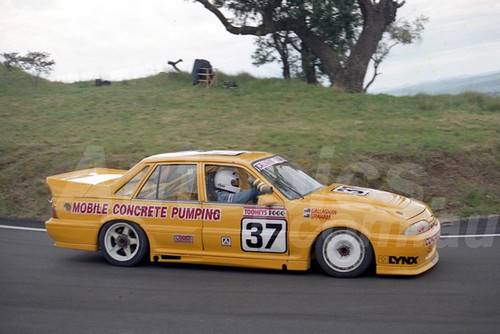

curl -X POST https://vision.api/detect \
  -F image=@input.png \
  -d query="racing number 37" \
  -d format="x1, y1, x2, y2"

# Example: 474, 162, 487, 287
241, 218, 287, 253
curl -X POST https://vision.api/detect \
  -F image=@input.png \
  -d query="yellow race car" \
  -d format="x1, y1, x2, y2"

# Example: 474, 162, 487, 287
45, 150, 440, 278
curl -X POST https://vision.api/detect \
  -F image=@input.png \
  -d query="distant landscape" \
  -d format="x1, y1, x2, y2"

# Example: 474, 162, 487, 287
373, 71, 500, 96
0, 65, 499, 220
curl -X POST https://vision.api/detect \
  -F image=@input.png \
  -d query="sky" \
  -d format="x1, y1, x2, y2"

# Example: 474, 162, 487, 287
1, 0, 499, 92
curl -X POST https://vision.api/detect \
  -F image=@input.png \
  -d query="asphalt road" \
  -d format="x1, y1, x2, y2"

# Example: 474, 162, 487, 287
1, 217, 499, 334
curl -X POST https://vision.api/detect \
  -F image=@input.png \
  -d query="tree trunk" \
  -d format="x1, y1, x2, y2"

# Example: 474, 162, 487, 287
272, 33, 291, 80
338, 0, 401, 92
297, 0, 401, 92
300, 43, 318, 84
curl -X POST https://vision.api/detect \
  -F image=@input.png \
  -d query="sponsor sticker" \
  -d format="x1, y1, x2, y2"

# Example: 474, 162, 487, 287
243, 206, 286, 218
425, 230, 441, 246
378, 255, 419, 265
378, 255, 389, 264
72, 201, 109, 215
221, 236, 232, 247
173, 234, 194, 243
253, 156, 287, 171
112, 203, 168, 218
73, 202, 169, 218
170, 206, 221, 221
302, 207, 337, 220
71, 202, 222, 222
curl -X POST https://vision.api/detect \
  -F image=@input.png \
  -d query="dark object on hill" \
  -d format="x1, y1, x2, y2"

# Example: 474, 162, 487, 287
168, 59, 183, 72
191, 59, 213, 85
223, 81, 238, 88
95, 79, 111, 86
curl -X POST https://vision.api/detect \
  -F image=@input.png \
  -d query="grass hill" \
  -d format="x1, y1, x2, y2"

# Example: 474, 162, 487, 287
1, 65, 499, 220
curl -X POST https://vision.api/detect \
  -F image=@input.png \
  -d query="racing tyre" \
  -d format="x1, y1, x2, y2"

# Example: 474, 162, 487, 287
315, 228, 373, 278
99, 221, 149, 267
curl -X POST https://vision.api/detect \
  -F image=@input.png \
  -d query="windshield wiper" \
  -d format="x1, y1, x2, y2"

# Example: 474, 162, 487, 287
274, 176, 304, 200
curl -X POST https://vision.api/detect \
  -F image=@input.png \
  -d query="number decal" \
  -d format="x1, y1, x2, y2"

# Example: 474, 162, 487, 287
264, 223, 282, 249
245, 223, 263, 248
241, 218, 287, 253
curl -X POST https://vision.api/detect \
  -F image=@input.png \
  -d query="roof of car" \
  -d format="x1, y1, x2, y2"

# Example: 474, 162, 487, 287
141, 150, 274, 164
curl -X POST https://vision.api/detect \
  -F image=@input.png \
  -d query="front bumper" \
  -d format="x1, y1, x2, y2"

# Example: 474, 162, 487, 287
373, 221, 441, 276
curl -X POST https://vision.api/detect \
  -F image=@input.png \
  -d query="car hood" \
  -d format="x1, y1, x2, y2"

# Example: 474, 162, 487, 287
307, 184, 426, 220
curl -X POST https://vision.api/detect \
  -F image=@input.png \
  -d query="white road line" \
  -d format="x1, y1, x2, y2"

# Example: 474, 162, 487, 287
440, 234, 500, 238
0, 224, 46, 232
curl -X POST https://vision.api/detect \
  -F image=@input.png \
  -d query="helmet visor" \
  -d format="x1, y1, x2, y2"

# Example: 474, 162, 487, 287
230, 178, 240, 188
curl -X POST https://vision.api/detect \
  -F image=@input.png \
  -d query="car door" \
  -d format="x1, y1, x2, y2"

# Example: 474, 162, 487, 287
132, 163, 203, 253
201, 163, 289, 259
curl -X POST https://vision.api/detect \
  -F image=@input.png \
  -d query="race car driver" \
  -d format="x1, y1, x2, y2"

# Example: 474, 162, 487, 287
214, 168, 272, 203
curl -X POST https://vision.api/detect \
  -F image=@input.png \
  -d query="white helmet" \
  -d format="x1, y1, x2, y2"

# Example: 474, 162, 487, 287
214, 169, 240, 193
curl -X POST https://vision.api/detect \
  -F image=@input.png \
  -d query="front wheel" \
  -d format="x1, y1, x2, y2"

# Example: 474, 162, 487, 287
99, 221, 149, 267
315, 228, 373, 278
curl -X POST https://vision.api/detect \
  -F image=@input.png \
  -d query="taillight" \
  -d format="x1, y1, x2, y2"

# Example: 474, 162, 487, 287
51, 204, 58, 218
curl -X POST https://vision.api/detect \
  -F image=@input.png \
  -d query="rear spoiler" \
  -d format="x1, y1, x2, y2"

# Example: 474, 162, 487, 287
46, 168, 124, 197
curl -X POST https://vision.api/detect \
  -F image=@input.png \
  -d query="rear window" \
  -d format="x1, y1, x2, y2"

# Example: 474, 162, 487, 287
136, 164, 198, 201
115, 167, 150, 197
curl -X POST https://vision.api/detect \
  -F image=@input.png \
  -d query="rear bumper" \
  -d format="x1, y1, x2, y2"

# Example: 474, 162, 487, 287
45, 218, 100, 251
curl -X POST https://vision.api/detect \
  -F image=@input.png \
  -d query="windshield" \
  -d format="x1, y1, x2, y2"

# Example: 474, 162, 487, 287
253, 156, 323, 200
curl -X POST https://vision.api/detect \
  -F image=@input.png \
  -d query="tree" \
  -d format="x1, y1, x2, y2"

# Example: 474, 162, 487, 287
252, 13, 427, 90
252, 31, 321, 84
2, 52, 21, 71
2, 51, 55, 85
252, 31, 297, 80
364, 15, 428, 92
194, 0, 407, 93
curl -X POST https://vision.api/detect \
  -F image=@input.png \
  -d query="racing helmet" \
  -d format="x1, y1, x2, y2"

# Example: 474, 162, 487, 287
214, 169, 240, 193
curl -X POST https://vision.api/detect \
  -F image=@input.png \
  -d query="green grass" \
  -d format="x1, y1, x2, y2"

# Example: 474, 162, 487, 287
1, 66, 499, 220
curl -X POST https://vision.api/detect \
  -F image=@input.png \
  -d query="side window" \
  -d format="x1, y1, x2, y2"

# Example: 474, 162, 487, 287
137, 166, 160, 199
205, 165, 252, 203
115, 166, 150, 197
137, 164, 198, 201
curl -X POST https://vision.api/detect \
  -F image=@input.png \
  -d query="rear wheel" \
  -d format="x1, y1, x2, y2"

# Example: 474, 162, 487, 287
99, 221, 149, 267
315, 228, 373, 278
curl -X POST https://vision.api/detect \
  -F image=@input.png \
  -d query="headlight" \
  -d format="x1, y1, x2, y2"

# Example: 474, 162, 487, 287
403, 220, 429, 235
